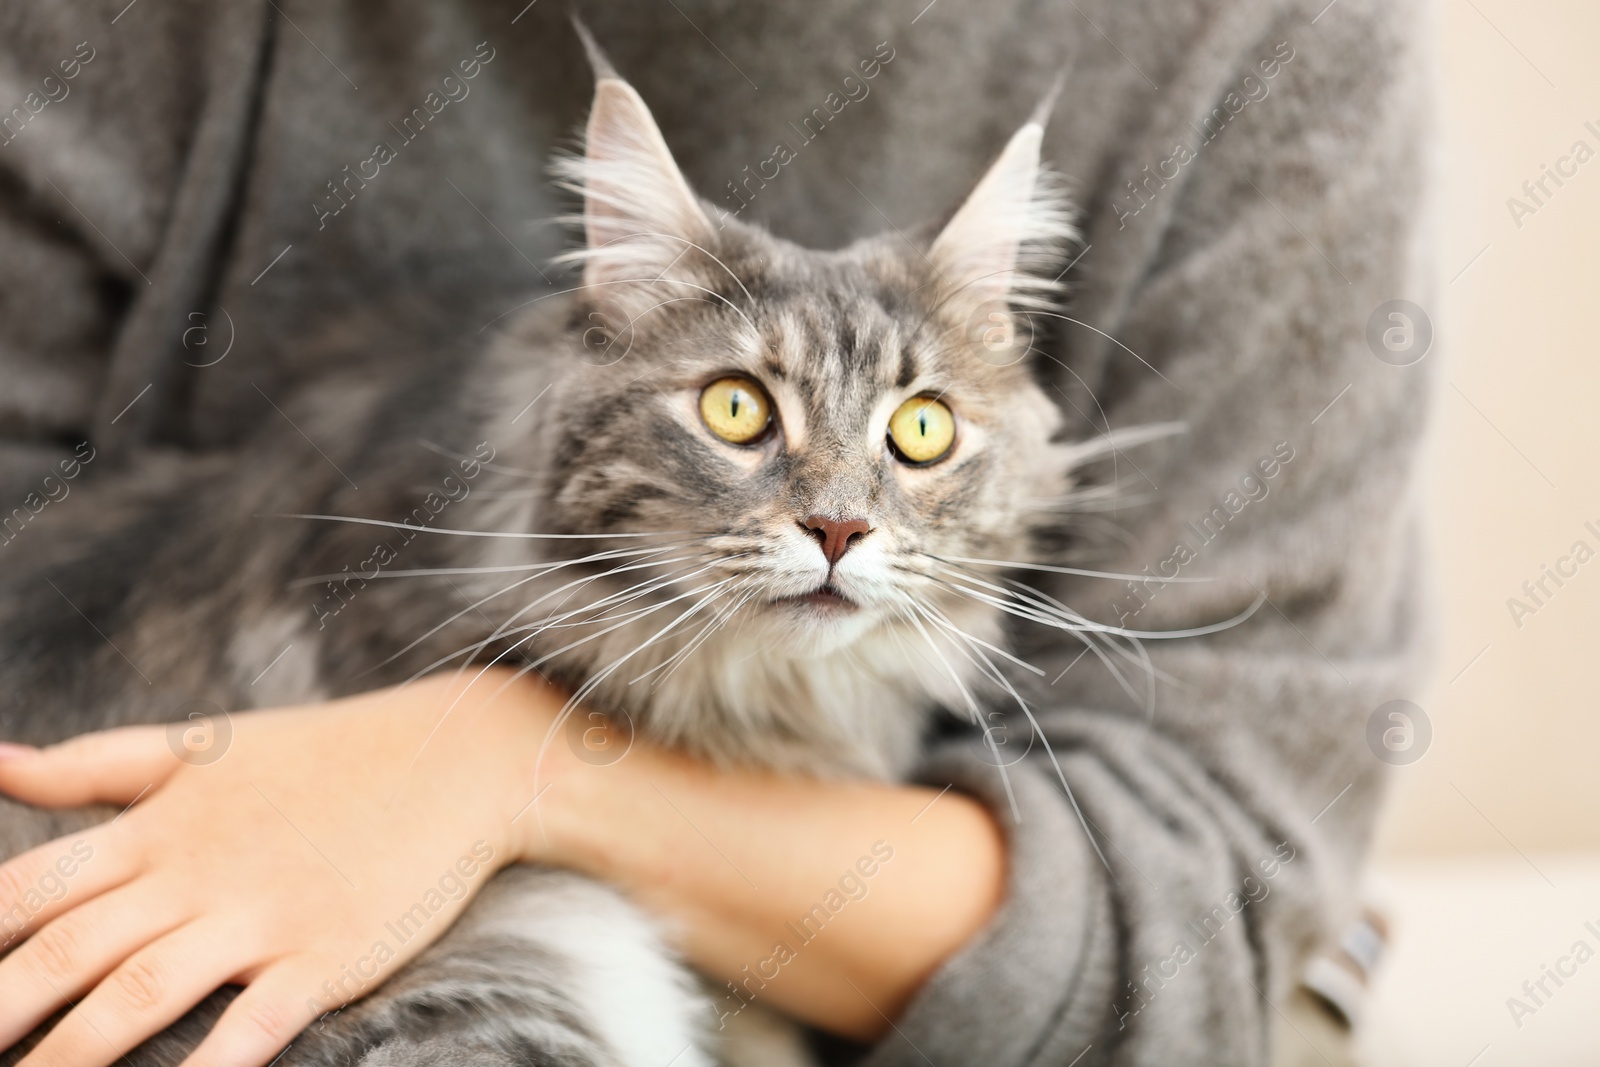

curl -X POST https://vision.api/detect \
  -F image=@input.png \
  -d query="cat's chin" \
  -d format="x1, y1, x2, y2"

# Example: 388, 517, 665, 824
752, 592, 880, 657
770, 583, 857, 614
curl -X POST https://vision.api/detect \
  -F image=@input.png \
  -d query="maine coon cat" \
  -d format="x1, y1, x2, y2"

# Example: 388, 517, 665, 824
0, 44, 1150, 1067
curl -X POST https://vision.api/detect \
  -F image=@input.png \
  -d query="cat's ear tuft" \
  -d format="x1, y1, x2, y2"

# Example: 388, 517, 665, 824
929, 116, 1076, 315
570, 17, 619, 82
555, 66, 714, 294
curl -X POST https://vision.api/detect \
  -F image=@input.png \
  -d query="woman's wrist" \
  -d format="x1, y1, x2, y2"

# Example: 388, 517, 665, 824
516, 706, 684, 879
443, 667, 667, 875
394, 666, 579, 869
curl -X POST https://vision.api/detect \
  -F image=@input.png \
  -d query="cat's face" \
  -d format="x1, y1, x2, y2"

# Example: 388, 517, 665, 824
539, 237, 1073, 659
527, 75, 1080, 660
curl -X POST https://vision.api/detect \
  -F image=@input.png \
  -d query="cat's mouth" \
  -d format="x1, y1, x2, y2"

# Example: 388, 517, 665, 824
773, 583, 858, 613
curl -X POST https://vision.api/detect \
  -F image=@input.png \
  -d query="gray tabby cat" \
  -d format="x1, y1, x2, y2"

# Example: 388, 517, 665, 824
0, 49, 1136, 1067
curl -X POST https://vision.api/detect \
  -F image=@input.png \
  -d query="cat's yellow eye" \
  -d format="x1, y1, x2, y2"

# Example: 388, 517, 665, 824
887, 396, 956, 464
700, 377, 772, 445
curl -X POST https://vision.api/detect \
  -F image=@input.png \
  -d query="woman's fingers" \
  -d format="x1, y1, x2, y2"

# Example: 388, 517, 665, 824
181, 960, 334, 1067
0, 883, 190, 1049
16, 921, 246, 1067
0, 827, 135, 952
0, 725, 184, 808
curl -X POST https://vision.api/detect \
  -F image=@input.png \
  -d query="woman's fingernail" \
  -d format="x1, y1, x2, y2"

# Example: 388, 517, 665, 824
0, 742, 38, 761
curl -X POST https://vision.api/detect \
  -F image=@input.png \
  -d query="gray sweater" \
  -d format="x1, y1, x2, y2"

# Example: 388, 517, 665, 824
0, 0, 1432, 1063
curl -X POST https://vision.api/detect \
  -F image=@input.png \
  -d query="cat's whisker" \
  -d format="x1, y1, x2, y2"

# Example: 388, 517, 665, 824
885, 601, 987, 732
429, 554, 732, 682
370, 543, 711, 679
627, 584, 744, 688
931, 568, 1160, 695
636, 579, 763, 689
496, 558, 731, 643
504, 551, 750, 639
938, 563, 1176, 721
902, 605, 1088, 823
878, 610, 956, 682
930, 559, 1251, 644
723, 583, 804, 667
267, 512, 709, 540
425, 572, 745, 777
380, 569, 560, 680
994, 568, 1264, 648
990, 576, 1172, 707
528, 575, 741, 690
914, 604, 1023, 700
1028, 310, 1177, 389
910, 600, 1045, 678
724, 579, 773, 646
457, 541, 721, 641
393, 547, 725, 689
627, 593, 738, 686
287, 545, 694, 588
932, 564, 1137, 648
925, 567, 1101, 635
1040, 352, 1166, 513
521, 575, 750, 825
501, 569, 746, 682
505, 550, 712, 624
999, 576, 1166, 717
893, 603, 1022, 823
909, 598, 1117, 877
1044, 350, 1116, 437
920, 568, 1159, 711
394, 567, 731, 786
925, 551, 1214, 586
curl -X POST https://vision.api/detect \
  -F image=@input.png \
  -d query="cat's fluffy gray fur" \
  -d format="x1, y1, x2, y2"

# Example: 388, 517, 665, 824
0, 60, 1101, 1067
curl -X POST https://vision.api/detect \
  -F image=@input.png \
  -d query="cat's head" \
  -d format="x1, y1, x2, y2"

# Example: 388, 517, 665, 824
492, 67, 1097, 770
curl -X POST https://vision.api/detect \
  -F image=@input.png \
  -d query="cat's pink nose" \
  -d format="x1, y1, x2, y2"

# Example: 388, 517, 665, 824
801, 515, 872, 565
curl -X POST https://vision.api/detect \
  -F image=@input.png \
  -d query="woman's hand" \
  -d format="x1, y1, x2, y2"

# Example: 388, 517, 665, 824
0, 669, 556, 1067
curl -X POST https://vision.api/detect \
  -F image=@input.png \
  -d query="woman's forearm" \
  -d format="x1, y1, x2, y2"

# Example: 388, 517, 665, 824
514, 694, 1007, 1042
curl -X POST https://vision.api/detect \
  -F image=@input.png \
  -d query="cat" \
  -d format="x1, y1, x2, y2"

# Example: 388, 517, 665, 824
0, 42, 1147, 1067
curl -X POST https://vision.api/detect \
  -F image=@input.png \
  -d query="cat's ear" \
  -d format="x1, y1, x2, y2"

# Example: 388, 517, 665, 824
558, 35, 713, 294
929, 111, 1074, 315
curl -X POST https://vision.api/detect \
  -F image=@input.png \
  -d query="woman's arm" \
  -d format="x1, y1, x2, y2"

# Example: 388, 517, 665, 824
521, 701, 1007, 1041
0, 667, 1004, 1066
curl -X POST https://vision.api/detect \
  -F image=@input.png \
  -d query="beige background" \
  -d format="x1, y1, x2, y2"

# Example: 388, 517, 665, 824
1375, 0, 1600, 860
1338, 0, 1600, 1063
